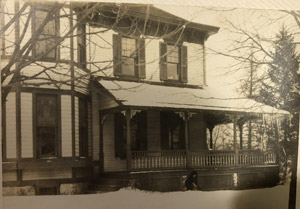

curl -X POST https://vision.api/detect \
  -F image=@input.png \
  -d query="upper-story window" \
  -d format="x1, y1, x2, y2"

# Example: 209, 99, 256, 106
33, 7, 59, 60
160, 42, 188, 83
77, 23, 86, 69
113, 34, 145, 79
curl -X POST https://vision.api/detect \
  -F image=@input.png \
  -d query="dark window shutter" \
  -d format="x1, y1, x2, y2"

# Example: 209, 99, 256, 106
180, 45, 188, 83
159, 42, 167, 81
113, 34, 122, 76
137, 38, 146, 79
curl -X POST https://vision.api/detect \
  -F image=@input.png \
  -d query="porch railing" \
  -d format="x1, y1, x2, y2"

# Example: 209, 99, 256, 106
131, 150, 277, 170
238, 150, 277, 165
131, 150, 186, 170
190, 150, 235, 167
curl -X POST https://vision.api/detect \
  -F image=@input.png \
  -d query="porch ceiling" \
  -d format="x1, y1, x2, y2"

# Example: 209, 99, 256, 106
97, 79, 289, 117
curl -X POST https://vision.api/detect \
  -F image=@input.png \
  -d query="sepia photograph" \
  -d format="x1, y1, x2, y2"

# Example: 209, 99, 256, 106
1, 0, 300, 208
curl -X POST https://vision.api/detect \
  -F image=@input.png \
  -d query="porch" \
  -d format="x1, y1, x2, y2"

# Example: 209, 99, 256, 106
95, 79, 289, 191
131, 149, 277, 170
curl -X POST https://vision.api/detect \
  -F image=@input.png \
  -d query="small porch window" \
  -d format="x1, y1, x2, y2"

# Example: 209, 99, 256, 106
160, 111, 185, 150
114, 111, 147, 159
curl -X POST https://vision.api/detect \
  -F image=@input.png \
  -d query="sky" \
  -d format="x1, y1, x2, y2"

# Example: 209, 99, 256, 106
154, 5, 300, 98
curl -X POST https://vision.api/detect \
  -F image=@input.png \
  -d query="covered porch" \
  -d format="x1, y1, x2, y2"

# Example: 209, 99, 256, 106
96, 79, 289, 173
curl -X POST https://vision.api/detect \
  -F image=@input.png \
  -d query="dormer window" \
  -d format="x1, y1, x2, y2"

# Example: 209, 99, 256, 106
113, 34, 146, 79
160, 42, 187, 83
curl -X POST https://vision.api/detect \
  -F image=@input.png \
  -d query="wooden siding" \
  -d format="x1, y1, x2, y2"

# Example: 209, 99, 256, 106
61, 95, 72, 157
88, 102, 93, 157
88, 28, 205, 86
6, 92, 17, 159
103, 113, 126, 172
22, 168, 72, 180
189, 112, 208, 151
88, 27, 115, 77
98, 93, 119, 110
91, 90, 100, 160
20, 63, 72, 90
145, 38, 163, 82
21, 93, 33, 158
2, 171, 18, 182
59, 7, 71, 61
186, 42, 204, 86
75, 96, 79, 157
147, 110, 161, 151
74, 67, 90, 95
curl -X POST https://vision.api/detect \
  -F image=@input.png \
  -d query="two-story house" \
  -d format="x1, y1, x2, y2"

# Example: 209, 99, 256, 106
1, 1, 289, 195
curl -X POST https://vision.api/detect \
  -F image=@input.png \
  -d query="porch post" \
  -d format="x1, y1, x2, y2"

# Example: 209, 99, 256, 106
233, 117, 239, 166
238, 122, 244, 150
184, 112, 191, 167
208, 125, 214, 149
248, 121, 252, 150
125, 109, 132, 171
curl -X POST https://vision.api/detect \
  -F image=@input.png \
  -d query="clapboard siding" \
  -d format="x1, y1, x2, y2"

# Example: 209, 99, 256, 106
186, 42, 204, 86
147, 110, 161, 151
103, 113, 126, 172
189, 112, 208, 151
21, 93, 33, 158
75, 97, 79, 157
88, 102, 93, 157
59, 7, 71, 61
6, 92, 17, 159
88, 28, 205, 86
3, 171, 18, 182
61, 95, 72, 157
74, 67, 90, 95
98, 93, 119, 110
92, 90, 100, 160
22, 168, 72, 180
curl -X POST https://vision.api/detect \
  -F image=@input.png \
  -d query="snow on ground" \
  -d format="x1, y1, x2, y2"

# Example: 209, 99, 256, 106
3, 184, 290, 209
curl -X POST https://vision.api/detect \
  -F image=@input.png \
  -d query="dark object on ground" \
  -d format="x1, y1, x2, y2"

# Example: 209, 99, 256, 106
185, 170, 198, 190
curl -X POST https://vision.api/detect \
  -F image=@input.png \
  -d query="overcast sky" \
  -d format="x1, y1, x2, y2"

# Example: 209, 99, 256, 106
154, 5, 300, 98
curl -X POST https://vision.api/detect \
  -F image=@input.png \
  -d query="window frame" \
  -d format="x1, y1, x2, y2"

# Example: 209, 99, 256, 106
114, 111, 147, 159
77, 22, 86, 69
160, 111, 185, 150
113, 34, 146, 79
32, 6, 60, 61
34, 93, 61, 159
79, 98, 88, 157
160, 41, 188, 83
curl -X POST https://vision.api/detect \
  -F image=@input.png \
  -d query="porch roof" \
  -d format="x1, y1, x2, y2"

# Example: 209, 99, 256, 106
98, 80, 289, 116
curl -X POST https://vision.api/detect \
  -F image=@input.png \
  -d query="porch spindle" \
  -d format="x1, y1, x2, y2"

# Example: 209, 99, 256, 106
126, 110, 132, 171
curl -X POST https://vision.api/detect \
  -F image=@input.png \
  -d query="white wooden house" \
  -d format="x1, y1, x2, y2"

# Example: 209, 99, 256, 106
1, 1, 289, 195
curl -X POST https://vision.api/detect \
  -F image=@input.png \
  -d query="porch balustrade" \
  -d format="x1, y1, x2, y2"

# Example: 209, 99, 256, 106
131, 149, 277, 170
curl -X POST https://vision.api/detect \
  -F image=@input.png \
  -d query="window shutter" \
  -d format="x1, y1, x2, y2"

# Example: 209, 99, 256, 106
113, 34, 122, 76
137, 38, 146, 79
159, 42, 167, 81
180, 45, 188, 83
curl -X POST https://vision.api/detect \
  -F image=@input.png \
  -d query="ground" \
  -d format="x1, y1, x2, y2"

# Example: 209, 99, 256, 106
3, 184, 290, 209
